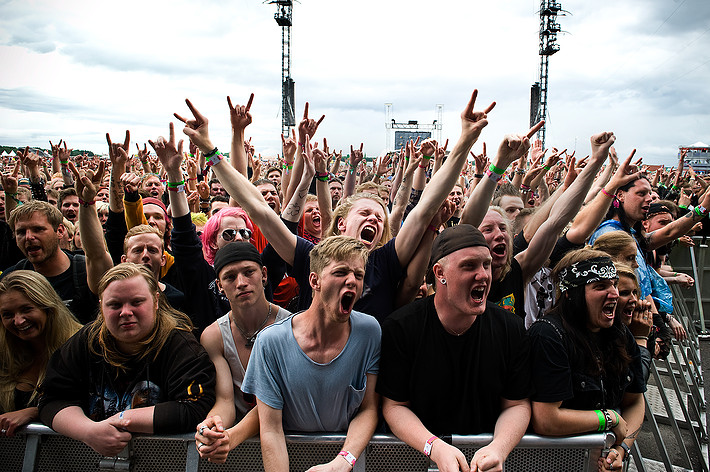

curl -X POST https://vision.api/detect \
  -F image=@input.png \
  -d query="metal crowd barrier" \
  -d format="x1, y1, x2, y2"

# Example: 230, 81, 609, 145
1, 424, 614, 472
633, 239, 710, 472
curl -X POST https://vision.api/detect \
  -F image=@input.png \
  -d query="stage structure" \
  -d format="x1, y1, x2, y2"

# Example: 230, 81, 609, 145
530, 1, 567, 148
385, 103, 443, 152
268, 0, 296, 137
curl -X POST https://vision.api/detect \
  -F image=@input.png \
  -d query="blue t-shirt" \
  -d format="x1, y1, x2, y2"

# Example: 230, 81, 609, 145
242, 311, 380, 432
589, 220, 673, 313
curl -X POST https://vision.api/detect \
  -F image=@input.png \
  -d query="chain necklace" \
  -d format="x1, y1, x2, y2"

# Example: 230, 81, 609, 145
233, 303, 272, 348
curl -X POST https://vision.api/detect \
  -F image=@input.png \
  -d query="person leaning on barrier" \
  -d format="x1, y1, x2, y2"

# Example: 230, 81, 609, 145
528, 249, 645, 472
241, 236, 380, 472
38, 263, 216, 457
378, 224, 532, 472
0, 271, 82, 437
194, 242, 291, 464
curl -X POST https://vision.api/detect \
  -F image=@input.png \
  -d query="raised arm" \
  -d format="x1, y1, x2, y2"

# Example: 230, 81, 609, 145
107, 131, 130, 213
460, 121, 544, 227
389, 152, 422, 236
344, 143, 364, 198
227, 93, 253, 176
647, 186, 710, 249
71, 161, 113, 294
174, 99, 297, 265
516, 132, 614, 283
396, 90, 495, 267
149, 123, 190, 218
281, 135, 316, 223
566, 149, 641, 245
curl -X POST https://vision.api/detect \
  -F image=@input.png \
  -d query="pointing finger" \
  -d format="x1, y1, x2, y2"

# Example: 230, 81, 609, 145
106, 133, 113, 149
465, 90, 478, 114
303, 102, 309, 119
174, 113, 189, 124
12, 159, 21, 177
316, 114, 325, 126
185, 99, 204, 120
123, 130, 130, 150
169, 122, 175, 145
527, 120, 545, 138
245, 93, 254, 112
227, 95, 234, 111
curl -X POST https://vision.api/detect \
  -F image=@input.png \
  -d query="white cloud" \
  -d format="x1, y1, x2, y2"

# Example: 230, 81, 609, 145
0, 0, 708, 164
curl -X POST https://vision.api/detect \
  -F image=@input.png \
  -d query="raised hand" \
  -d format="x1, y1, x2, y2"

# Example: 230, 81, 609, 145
470, 142, 488, 175
174, 99, 213, 153
1, 160, 21, 194
298, 102, 325, 141
350, 143, 364, 168
120, 172, 141, 194
530, 139, 547, 165
460, 90, 496, 144
281, 129, 297, 163
421, 139, 438, 158
590, 132, 615, 162
106, 131, 130, 167
69, 160, 106, 202
494, 121, 544, 169
148, 122, 184, 175
18, 146, 42, 180
228, 93, 254, 131
376, 153, 392, 176
435, 139, 449, 162
136, 143, 150, 163
608, 149, 640, 191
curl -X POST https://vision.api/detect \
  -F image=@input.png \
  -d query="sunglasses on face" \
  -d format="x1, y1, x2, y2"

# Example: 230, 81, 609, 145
221, 228, 252, 242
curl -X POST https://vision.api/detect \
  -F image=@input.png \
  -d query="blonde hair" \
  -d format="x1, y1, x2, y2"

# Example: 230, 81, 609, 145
325, 193, 391, 249
89, 263, 192, 375
0, 271, 81, 412
310, 236, 369, 276
123, 224, 164, 253
484, 206, 513, 280
592, 231, 636, 260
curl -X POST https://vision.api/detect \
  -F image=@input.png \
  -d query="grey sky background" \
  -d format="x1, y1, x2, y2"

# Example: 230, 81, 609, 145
0, 0, 708, 165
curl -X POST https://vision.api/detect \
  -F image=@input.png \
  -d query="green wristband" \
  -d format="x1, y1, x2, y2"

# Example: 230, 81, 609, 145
543, 165, 551, 171
489, 164, 506, 175
166, 180, 185, 188
672, 185, 679, 191
422, 155, 432, 160
595, 410, 606, 432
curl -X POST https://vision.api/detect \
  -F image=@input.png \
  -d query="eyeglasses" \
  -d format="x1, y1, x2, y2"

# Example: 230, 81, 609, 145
221, 228, 252, 242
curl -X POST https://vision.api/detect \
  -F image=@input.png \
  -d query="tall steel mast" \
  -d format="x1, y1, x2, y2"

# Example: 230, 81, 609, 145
530, 1, 565, 148
269, 1, 295, 137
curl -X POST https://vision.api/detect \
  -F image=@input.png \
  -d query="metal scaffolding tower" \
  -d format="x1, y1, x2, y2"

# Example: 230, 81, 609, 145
530, 0, 565, 148
269, 1, 295, 137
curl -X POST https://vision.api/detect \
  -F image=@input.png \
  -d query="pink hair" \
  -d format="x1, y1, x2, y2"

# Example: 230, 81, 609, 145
201, 207, 255, 264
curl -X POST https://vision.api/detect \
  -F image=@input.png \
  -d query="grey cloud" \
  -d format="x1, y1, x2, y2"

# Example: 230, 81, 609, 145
0, 87, 85, 113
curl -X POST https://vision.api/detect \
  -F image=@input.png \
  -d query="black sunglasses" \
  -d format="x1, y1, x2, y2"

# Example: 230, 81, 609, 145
221, 228, 252, 242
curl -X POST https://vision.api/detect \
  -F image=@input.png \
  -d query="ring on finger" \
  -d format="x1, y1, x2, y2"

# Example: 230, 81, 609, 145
197, 442, 204, 451
199, 425, 206, 435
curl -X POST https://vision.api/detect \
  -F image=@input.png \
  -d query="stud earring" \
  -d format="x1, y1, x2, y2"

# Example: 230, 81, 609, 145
440, 278, 447, 285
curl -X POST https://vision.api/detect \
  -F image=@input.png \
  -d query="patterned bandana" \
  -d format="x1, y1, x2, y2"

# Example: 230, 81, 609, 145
558, 256, 618, 293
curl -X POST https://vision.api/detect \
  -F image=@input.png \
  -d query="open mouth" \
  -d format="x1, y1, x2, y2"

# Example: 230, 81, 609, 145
360, 226, 377, 244
470, 287, 486, 303
491, 243, 506, 257
340, 291, 357, 314
602, 303, 616, 319
26, 245, 42, 256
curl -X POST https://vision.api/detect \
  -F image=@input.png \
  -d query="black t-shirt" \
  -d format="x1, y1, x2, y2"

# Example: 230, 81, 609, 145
377, 296, 532, 435
488, 258, 525, 319
528, 314, 646, 410
2, 252, 99, 324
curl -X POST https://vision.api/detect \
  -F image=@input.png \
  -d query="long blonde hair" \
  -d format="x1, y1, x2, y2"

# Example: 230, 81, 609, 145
0, 271, 81, 412
88, 263, 192, 375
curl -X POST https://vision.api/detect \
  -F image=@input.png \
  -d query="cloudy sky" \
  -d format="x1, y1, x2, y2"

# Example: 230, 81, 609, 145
0, 0, 708, 165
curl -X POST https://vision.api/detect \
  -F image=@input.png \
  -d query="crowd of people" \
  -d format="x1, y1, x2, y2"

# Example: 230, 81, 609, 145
0, 89, 703, 472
